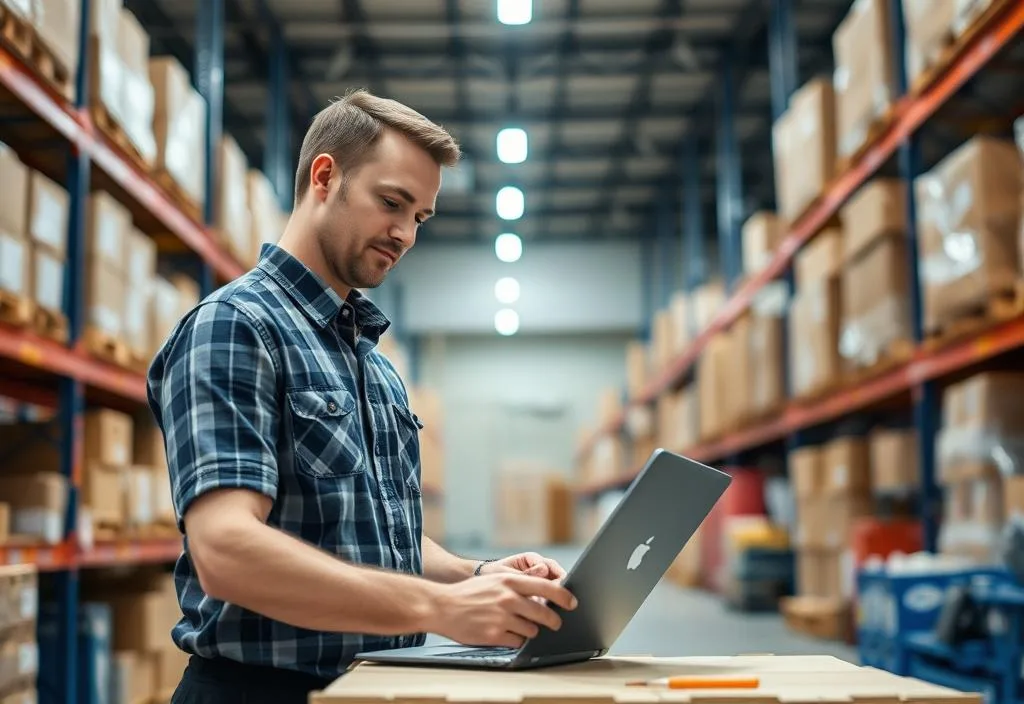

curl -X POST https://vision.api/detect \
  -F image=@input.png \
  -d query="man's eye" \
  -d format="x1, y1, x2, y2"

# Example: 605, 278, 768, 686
383, 197, 398, 209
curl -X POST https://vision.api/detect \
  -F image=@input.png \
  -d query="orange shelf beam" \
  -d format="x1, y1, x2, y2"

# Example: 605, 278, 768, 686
574, 0, 1024, 464
0, 538, 182, 570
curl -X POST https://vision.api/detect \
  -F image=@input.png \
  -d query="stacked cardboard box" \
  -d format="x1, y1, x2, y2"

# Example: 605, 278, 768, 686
772, 77, 838, 223
792, 440, 872, 608
494, 465, 573, 547
742, 211, 784, 277
656, 385, 698, 453
789, 229, 843, 399
692, 279, 725, 333
749, 291, 786, 416
89, 0, 156, 164
149, 56, 207, 210
624, 340, 648, 399
625, 406, 657, 469
247, 169, 287, 259
937, 372, 1024, 563
216, 136, 255, 267
838, 179, 912, 372
0, 425, 66, 544
902, 0, 958, 87
869, 427, 919, 496
915, 136, 1022, 334
26, 171, 70, 321
407, 385, 445, 538
0, 566, 37, 703
80, 572, 189, 703
31, 0, 81, 89
832, 0, 897, 161
580, 434, 626, 488
697, 331, 730, 440
0, 145, 30, 306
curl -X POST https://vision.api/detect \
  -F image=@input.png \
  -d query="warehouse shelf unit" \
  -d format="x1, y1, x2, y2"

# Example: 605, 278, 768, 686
576, 0, 1024, 555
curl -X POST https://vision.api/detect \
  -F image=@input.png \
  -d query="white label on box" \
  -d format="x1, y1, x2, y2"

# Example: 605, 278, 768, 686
18, 643, 37, 675
33, 188, 64, 251
14, 508, 62, 545
91, 304, 122, 337
35, 254, 63, 311
833, 464, 848, 488
0, 237, 25, 295
136, 471, 153, 524
112, 442, 128, 467
98, 216, 120, 261
124, 287, 147, 338
20, 587, 36, 620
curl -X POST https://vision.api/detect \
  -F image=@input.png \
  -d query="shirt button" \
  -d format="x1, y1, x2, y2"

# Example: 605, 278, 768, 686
327, 401, 337, 412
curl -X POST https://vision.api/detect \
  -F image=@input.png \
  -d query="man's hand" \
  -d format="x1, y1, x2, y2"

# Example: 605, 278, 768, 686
427, 573, 578, 648
479, 552, 568, 582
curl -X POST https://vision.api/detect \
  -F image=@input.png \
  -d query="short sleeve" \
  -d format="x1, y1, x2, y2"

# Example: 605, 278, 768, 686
148, 300, 281, 528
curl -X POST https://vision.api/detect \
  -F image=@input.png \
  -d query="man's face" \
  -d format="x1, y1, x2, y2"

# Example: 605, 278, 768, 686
315, 129, 441, 290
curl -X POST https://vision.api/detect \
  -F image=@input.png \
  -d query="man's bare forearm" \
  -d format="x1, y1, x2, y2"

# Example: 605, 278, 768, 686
421, 535, 478, 583
195, 517, 441, 635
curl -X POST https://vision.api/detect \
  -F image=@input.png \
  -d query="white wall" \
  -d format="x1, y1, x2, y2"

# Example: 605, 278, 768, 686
418, 332, 632, 547
384, 240, 645, 334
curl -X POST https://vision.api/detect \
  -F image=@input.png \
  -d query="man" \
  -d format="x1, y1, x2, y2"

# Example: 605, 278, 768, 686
148, 90, 578, 703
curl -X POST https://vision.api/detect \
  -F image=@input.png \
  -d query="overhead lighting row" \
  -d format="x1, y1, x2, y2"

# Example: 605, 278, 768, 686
492, 2, 531, 336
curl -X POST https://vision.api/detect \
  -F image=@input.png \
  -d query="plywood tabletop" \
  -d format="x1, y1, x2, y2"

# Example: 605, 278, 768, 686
311, 655, 981, 704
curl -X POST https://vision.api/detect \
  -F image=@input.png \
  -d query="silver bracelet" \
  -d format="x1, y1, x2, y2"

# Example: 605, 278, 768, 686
473, 559, 496, 576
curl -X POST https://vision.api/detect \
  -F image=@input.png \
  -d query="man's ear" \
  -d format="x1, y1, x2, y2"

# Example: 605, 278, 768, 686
309, 154, 336, 201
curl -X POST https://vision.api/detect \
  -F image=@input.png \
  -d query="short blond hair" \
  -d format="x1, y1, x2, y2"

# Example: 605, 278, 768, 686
293, 89, 462, 206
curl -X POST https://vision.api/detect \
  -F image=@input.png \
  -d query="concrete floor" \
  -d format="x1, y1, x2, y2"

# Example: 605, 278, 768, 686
443, 544, 859, 663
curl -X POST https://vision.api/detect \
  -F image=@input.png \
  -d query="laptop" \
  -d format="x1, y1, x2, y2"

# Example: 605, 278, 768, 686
355, 448, 731, 670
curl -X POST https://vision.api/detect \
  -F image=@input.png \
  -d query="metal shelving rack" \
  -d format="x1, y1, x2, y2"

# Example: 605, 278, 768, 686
576, 0, 1024, 560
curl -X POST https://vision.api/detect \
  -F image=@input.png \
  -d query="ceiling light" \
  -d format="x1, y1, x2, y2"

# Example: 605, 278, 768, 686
496, 186, 524, 220
497, 127, 528, 164
497, 0, 532, 25
494, 277, 521, 304
495, 233, 523, 262
494, 308, 520, 336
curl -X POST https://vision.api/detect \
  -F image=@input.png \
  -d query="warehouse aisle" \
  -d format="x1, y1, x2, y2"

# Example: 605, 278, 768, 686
444, 545, 859, 662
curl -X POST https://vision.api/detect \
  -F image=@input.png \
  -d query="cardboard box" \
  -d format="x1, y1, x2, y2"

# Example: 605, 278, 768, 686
833, 0, 897, 159
124, 467, 155, 528
750, 312, 784, 415
0, 473, 67, 544
149, 277, 181, 355
797, 549, 851, 599
110, 583, 179, 653
692, 280, 725, 333
698, 333, 729, 439
840, 234, 911, 368
115, 8, 149, 77
916, 137, 1022, 332
788, 278, 841, 398
790, 447, 823, 498
84, 256, 125, 337
625, 341, 648, 398
742, 211, 783, 275
169, 274, 200, 314
822, 437, 871, 496
772, 77, 838, 222
150, 57, 207, 208
954, 0, 999, 36
248, 169, 283, 262
668, 291, 690, 353
34, 0, 81, 80
82, 465, 124, 527
29, 247, 64, 313
111, 650, 157, 704
124, 281, 150, 353
85, 192, 129, 273
870, 428, 919, 493
27, 172, 68, 257
84, 409, 134, 467
216, 136, 252, 265
0, 144, 28, 238
795, 228, 843, 288
841, 179, 907, 263
0, 233, 29, 298
947, 372, 1024, 432
125, 230, 157, 283
903, 0, 958, 87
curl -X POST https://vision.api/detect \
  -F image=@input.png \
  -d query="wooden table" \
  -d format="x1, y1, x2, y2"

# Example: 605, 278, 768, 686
312, 655, 982, 703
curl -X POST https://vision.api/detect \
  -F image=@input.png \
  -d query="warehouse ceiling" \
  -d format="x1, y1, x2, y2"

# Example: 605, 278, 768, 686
130, 0, 854, 244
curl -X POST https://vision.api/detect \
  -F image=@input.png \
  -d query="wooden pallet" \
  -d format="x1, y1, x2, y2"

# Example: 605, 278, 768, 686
83, 326, 132, 368
32, 306, 68, 344
843, 337, 915, 385
0, 4, 72, 101
911, 0, 1014, 98
780, 596, 851, 642
153, 170, 203, 224
924, 280, 1024, 351
0, 291, 33, 328
90, 103, 149, 174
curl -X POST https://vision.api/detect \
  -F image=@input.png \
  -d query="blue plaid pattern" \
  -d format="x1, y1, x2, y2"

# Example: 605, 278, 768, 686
146, 244, 426, 680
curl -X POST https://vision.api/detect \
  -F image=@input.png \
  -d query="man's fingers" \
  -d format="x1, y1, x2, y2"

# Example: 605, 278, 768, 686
508, 575, 578, 611
512, 595, 563, 632
545, 559, 567, 579
506, 614, 542, 640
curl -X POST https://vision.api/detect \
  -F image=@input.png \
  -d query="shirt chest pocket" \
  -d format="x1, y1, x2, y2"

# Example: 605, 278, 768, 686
388, 403, 424, 496
286, 388, 365, 479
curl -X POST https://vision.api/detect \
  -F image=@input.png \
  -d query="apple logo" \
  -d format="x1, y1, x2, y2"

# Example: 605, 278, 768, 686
627, 536, 654, 571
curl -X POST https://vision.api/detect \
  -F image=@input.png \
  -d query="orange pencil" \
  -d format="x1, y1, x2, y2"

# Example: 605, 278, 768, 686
626, 676, 760, 689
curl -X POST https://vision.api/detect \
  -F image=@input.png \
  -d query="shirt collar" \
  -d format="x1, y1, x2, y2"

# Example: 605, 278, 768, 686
256, 244, 391, 337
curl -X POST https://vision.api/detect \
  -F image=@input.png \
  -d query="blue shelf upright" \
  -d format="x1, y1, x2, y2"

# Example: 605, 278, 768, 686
681, 134, 705, 298
715, 56, 744, 297
194, 0, 224, 297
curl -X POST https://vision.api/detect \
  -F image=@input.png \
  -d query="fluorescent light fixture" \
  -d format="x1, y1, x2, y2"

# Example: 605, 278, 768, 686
496, 186, 524, 220
494, 277, 520, 304
497, 0, 532, 25
494, 308, 520, 336
495, 233, 523, 263
497, 127, 528, 164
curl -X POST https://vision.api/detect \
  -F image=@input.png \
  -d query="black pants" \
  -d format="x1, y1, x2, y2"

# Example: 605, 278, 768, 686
171, 655, 337, 704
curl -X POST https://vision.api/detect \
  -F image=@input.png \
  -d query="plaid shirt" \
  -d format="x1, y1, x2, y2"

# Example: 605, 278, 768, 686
146, 244, 426, 680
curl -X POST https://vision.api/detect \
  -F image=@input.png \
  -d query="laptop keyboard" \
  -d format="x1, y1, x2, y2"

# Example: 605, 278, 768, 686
435, 647, 517, 660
